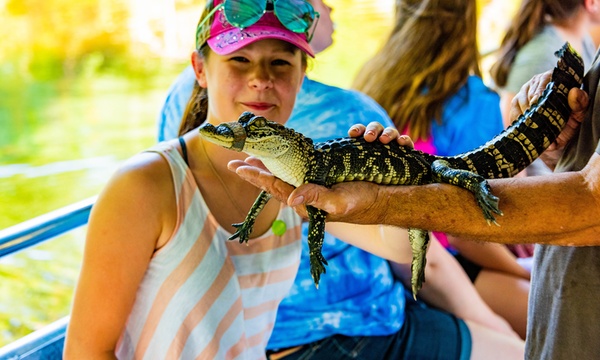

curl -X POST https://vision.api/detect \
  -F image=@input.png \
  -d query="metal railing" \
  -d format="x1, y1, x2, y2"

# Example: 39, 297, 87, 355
0, 197, 96, 258
0, 197, 96, 359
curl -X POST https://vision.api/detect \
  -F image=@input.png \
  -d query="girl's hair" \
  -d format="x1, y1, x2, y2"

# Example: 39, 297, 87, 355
178, 1, 309, 136
352, 0, 480, 140
179, 1, 214, 136
178, 47, 211, 136
490, 0, 584, 87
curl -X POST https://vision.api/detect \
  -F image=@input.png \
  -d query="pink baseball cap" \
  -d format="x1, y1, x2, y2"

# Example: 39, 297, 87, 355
200, 0, 315, 57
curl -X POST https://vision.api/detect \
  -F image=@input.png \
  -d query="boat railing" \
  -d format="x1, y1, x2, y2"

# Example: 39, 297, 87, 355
0, 196, 96, 359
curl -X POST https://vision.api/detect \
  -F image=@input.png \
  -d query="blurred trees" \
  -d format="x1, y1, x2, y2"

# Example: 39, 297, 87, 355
1, 0, 131, 80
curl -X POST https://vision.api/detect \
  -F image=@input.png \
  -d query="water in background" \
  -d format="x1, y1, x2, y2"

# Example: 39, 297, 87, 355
0, 0, 395, 346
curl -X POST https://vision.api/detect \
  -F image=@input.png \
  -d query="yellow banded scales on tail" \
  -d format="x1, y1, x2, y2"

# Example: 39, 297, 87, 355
199, 43, 583, 298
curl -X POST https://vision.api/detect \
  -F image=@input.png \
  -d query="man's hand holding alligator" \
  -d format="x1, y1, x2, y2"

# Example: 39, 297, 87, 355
229, 71, 588, 226
511, 70, 589, 169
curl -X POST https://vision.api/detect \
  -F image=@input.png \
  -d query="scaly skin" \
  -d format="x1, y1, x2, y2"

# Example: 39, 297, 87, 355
199, 43, 583, 298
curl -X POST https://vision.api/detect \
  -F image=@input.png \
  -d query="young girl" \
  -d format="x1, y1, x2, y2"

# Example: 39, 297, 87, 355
64, 0, 316, 358
64, 1, 524, 358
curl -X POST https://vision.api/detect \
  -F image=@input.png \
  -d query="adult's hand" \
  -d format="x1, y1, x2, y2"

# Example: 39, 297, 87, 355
228, 157, 309, 218
509, 70, 589, 169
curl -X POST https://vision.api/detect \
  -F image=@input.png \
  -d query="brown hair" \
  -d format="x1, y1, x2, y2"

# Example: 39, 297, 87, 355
490, 0, 584, 87
178, 48, 211, 136
352, 0, 480, 140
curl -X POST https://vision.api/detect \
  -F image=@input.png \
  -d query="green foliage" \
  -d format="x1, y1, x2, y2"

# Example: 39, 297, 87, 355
1, 0, 134, 80
0, 233, 85, 346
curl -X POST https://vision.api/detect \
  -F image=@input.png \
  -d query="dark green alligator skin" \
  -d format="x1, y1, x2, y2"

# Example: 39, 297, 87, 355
199, 43, 583, 298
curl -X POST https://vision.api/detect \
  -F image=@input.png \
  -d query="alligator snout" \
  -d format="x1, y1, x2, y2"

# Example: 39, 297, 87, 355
198, 121, 247, 151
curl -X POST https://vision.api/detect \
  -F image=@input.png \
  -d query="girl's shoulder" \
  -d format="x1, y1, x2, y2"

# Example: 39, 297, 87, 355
104, 145, 177, 208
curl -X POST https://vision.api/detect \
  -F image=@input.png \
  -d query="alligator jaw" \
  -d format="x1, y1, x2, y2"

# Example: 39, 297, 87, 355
198, 122, 247, 152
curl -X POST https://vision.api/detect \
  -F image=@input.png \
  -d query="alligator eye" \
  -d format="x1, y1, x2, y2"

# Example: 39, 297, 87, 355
238, 111, 255, 125
248, 116, 268, 129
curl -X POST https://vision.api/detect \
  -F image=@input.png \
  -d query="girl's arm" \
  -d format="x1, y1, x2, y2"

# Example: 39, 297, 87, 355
446, 236, 530, 279
64, 153, 174, 359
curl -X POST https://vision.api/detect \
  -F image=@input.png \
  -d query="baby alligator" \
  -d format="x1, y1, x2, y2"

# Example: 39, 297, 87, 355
199, 42, 583, 298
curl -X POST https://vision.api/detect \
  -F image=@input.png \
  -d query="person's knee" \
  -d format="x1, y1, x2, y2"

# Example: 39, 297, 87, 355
466, 320, 524, 360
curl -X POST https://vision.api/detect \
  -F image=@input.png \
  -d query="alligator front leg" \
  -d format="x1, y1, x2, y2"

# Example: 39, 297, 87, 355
306, 205, 328, 288
431, 159, 502, 224
409, 228, 430, 299
229, 190, 272, 244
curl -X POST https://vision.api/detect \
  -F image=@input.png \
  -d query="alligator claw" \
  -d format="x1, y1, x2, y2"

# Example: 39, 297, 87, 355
474, 182, 503, 224
229, 222, 253, 244
310, 254, 328, 288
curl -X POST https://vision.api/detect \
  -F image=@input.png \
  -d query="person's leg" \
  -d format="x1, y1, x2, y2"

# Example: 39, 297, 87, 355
276, 300, 471, 359
274, 334, 391, 359
474, 270, 529, 339
466, 320, 524, 360
389, 300, 472, 360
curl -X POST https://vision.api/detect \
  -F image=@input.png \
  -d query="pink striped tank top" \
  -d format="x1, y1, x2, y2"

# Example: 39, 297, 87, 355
115, 141, 302, 359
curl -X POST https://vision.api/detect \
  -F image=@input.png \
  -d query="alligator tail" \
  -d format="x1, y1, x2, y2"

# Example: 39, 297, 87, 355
423, 42, 584, 179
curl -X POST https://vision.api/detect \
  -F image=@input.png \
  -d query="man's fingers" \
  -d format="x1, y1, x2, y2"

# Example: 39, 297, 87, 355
509, 71, 552, 122
243, 156, 270, 170
348, 124, 366, 137
362, 122, 385, 142
228, 160, 295, 204
397, 134, 414, 148
551, 88, 589, 149
568, 87, 589, 114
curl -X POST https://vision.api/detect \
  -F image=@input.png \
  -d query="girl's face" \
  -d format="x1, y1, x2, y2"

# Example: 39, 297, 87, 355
193, 39, 306, 125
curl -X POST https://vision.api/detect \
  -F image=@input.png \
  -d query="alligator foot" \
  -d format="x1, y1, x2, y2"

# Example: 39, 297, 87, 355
229, 221, 254, 244
431, 160, 503, 225
409, 228, 430, 299
473, 181, 503, 225
228, 190, 273, 244
307, 205, 328, 288
310, 253, 328, 289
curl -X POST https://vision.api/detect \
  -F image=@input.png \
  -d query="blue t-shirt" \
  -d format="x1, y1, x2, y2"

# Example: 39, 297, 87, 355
430, 75, 504, 156
156, 68, 405, 348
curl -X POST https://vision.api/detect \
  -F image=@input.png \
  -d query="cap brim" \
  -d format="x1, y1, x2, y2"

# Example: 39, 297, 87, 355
207, 26, 315, 58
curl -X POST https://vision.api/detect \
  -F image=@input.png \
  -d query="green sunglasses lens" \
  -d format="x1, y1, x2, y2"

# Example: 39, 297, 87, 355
223, 0, 267, 28
274, 0, 315, 33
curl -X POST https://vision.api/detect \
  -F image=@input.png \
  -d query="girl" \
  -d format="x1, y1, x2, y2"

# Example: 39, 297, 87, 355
64, 0, 315, 358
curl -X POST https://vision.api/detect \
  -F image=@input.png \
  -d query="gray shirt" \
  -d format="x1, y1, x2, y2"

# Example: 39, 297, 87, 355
505, 25, 596, 94
526, 52, 600, 359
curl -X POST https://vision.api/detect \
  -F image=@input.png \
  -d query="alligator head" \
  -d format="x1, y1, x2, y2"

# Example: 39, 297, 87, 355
198, 112, 314, 187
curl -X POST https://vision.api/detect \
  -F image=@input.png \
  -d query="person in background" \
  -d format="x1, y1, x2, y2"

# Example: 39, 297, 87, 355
230, 66, 600, 359
353, 0, 529, 339
491, 0, 599, 145
157, 1, 525, 358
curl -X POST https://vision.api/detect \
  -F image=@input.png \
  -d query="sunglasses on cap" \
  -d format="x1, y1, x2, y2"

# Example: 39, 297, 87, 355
196, 0, 320, 48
